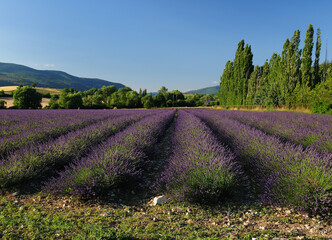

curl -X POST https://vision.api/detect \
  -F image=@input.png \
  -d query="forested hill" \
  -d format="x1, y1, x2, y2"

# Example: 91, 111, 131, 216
185, 86, 219, 95
218, 24, 332, 114
0, 62, 125, 91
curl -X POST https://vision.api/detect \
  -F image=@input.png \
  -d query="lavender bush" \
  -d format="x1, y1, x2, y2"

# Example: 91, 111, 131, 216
0, 111, 148, 190
191, 109, 332, 215
0, 110, 130, 157
217, 110, 332, 153
158, 110, 242, 204
45, 110, 175, 199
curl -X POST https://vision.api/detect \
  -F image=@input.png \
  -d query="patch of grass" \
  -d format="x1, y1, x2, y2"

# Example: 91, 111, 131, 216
0, 193, 331, 239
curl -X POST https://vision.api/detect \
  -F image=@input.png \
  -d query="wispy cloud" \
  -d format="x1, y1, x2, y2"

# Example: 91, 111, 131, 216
44, 63, 55, 68
212, 81, 218, 84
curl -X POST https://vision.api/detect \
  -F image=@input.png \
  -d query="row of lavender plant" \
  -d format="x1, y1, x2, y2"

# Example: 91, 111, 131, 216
0, 110, 131, 157
0, 111, 150, 190
191, 109, 332, 215
158, 110, 242, 204
0, 110, 89, 137
220, 110, 332, 153
0, 109, 46, 126
0, 109, 86, 129
45, 110, 175, 199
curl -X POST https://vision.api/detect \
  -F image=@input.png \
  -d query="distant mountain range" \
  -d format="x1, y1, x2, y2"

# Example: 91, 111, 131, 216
184, 85, 219, 95
0, 62, 125, 91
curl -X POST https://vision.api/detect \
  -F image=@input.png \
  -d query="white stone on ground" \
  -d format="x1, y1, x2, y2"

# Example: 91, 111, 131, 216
152, 195, 167, 206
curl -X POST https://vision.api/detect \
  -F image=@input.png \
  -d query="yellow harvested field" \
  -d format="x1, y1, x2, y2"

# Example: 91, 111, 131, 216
0, 86, 19, 91
0, 86, 61, 94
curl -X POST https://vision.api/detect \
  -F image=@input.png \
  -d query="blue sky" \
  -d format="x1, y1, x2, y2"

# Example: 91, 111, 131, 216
1, 0, 331, 92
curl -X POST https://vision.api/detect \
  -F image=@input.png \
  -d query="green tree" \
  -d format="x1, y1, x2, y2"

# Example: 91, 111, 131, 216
141, 94, 154, 109
246, 65, 260, 105
47, 95, 60, 109
313, 28, 322, 87
219, 61, 233, 105
154, 93, 166, 107
0, 100, 6, 109
241, 44, 254, 104
254, 61, 270, 105
169, 90, 184, 106
158, 86, 168, 97
100, 85, 117, 105
229, 40, 253, 105
288, 30, 302, 106
59, 88, 83, 109
268, 53, 284, 106
280, 38, 290, 104
233, 40, 245, 105
126, 91, 140, 108
302, 24, 314, 88
311, 77, 332, 114
13, 86, 42, 109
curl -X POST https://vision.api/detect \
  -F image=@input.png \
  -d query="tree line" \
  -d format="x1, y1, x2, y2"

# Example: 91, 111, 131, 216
1, 85, 219, 109
219, 24, 332, 114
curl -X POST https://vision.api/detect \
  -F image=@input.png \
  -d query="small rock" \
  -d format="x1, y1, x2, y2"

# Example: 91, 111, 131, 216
259, 226, 266, 230
302, 213, 309, 218
13, 200, 19, 204
153, 217, 158, 222
101, 211, 112, 216
152, 195, 167, 206
12, 192, 19, 197
285, 210, 291, 215
243, 221, 251, 227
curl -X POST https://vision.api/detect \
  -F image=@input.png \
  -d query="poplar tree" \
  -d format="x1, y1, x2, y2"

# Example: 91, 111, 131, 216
313, 28, 321, 87
242, 44, 254, 104
231, 40, 253, 105
302, 24, 314, 88
267, 53, 284, 106
219, 60, 234, 105
246, 65, 260, 105
286, 30, 302, 106
281, 38, 290, 104
254, 60, 269, 105
233, 40, 245, 105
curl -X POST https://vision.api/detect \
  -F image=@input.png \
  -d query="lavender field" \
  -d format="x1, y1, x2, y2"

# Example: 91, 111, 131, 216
0, 109, 331, 216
